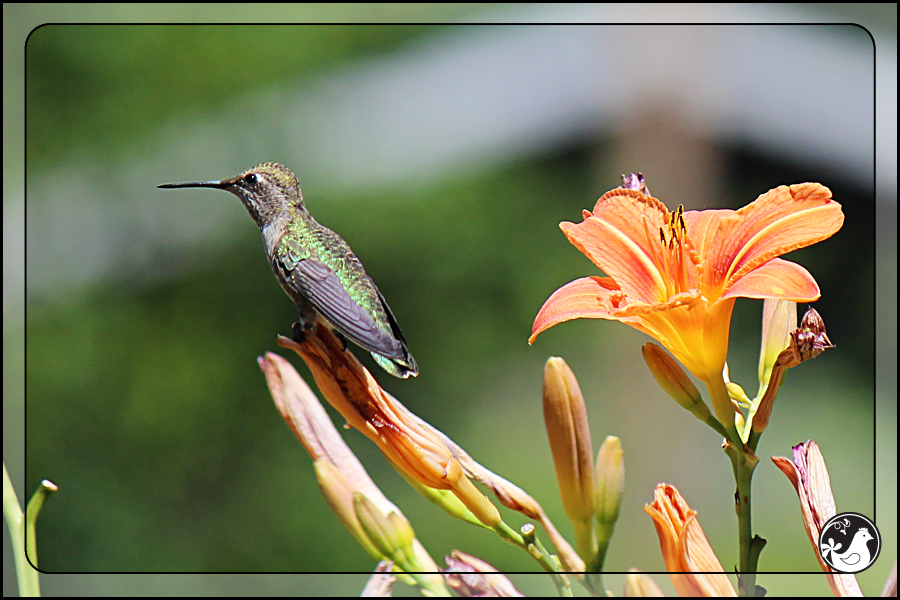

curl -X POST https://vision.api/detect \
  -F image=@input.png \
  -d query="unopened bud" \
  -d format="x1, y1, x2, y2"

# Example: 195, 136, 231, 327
396, 466, 488, 529
642, 343, 726, 437
758, 300, 797, 389
594, 436, 625, 558
725, 381, 751, 406
314, 460, 382, 561
542, 357, 596, 561
354, 492, 416, 569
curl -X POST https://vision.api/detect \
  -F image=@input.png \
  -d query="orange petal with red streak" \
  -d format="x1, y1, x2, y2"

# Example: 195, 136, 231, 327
530, 277, 622, 344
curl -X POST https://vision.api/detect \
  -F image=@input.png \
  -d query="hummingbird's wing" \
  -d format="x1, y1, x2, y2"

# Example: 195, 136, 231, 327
279, 254, 410, 363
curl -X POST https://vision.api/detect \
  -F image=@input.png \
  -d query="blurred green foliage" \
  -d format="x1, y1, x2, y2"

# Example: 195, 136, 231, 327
26, 21, 468, 172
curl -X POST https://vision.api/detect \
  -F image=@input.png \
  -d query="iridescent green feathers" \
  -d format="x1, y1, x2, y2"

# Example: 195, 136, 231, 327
273, 224, 417, 378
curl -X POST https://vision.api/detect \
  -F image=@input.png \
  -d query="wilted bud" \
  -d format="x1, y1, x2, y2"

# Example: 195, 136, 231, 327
792, 307, 834, 361
542, 357, 596, 561
619, 172, 651, 197
642, 343, 726, 436
772, 441, 862, 597
361, 561, 395, 597
752, 309, 833, 436
777, 307, 834, 369
623, 568, 665, 597
442, 550, 524, 597
645, 484, 736, 597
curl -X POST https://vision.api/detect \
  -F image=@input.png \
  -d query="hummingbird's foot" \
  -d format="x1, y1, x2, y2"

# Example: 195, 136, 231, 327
291, 322, 307, 343
334, 330, 348, 352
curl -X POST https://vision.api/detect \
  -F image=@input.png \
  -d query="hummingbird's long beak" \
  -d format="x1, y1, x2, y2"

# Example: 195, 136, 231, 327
158, 179, 232, 190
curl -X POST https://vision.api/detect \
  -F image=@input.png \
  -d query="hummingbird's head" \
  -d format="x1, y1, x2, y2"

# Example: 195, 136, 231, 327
224, 163, 305, 226
160, 162, 304, 228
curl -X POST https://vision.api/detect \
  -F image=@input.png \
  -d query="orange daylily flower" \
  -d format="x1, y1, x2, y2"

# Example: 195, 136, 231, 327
531, 182, 843, 388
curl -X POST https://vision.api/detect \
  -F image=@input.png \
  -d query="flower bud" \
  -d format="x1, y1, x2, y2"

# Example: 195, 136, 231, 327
542, 357, 596, 560
642, 343, 705, 412
642, 343, 726, 436
758, 299, 797, 390
354, 492, 416, 569
261, 352, 445, 594
752, 309, 834, 436
278, 327, 500, 528
314, 460, 382, 561
594, 436, 624, 538
593, 436, 624, 573
394, 465, 488, 529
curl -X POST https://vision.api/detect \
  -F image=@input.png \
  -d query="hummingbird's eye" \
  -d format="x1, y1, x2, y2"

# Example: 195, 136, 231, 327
244, 173, 258, 186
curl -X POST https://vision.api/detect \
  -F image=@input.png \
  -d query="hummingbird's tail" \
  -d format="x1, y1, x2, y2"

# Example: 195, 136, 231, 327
371, 350, 418, 379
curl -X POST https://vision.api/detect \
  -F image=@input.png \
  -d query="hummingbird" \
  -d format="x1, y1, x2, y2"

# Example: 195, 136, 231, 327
159, 163, 418, 379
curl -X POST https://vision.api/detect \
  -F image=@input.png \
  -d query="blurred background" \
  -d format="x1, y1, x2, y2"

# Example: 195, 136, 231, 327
6, 4, 895, 597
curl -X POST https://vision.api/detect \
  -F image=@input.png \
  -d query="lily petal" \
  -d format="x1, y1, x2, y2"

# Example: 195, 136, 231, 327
530, 276, 643, 343
682, 209, 733, 260
707, 183, 843, 294
562, 190, 672, 303
722, 258, 820, 301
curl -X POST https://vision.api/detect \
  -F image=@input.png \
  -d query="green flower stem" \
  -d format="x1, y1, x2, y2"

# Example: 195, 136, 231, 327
706, 378, 763, 597
494, 520, 572, 596
585, 547, 609, 596
25, 479, 58, 570
4, 463, 57, 597
407, 572, 451, 597
733, 447, 757, 595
